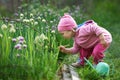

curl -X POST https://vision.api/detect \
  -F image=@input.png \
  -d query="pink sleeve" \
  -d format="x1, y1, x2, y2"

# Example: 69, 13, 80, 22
84, 23, 104, 36
70, 42, 80, 54
91, 24, 104, 36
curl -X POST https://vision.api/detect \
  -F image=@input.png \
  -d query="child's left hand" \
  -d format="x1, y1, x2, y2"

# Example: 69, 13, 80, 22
100, 39, 108, 48
99, 33, 108, 48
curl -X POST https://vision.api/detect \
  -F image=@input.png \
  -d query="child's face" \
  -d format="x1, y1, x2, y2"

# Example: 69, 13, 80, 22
60, 30, 74, 39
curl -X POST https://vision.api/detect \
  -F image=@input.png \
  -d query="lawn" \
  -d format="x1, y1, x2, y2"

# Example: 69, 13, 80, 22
0, 0, 120, 80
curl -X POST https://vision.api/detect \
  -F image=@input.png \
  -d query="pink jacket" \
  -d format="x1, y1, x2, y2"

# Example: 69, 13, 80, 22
70, 20, 112, 53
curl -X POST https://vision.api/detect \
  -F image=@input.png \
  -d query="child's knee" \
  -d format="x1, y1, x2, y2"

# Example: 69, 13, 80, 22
92, 52, 104, 58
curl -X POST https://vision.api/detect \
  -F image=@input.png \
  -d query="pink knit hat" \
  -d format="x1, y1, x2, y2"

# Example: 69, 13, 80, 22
57, 13, 77, 32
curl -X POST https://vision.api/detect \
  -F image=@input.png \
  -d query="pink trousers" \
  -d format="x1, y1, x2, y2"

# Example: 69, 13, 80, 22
79, 43, 110, 65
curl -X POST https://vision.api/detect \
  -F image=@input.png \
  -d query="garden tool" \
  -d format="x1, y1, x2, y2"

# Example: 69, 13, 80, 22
84, 57, 110, 76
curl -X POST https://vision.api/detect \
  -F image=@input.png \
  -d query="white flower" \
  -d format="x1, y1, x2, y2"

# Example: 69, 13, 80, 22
8, 24, 14, 28
23, 19, 30, 23
23, 44, 27, 48
1, 24, 7, 30
50, 21, 53, 23
34, 36, 40, 44
20, 13, 24, 19
51, 30, 55, 33
20, 13, 24, 17
30, 13, 33, 17
9, 27, 16, 33
39, 33, 48, 40
0, 33, 3, 38
34, 21, 38, 25
37, 16, 41, 20
29, 18, 34, 22
16, 53, 21, 57
34, 34, 48, 44
42, 19, 46, 22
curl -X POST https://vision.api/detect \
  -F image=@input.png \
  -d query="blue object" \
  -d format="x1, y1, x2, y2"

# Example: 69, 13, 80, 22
77, 22, 85, 28
96, 62, 110, 76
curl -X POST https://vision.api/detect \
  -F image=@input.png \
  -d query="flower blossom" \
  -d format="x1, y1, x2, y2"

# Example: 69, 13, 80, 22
23, 44, 27, 48
37, 16, 41, 20
16, 53, 21, 57
34, 33, 48, 44
8, 24, 14, 28
42, 19, 46, 22
30, 13, 33, 17
13, 36, 27, 50
30, 18, 34, 22
14, 43, 22, 50
9, 27, 16, 33
12, 38, 17, 42
20, 13, 24, 19
51, 30, 55, 33
34, 21, 38, 25
34, 36, 40, 44
1, 24, 7, 30
17, 36, 24, 41
39, 33, 48, 41
23, 19, 30, 23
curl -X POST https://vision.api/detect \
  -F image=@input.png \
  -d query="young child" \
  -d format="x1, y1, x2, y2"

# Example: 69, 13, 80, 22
58, 13, 112, 67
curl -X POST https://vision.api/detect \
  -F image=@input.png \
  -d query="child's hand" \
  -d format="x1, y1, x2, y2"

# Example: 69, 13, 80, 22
100, 39, 108, 48
99, 34, 108, 48
59, 45, 66, 53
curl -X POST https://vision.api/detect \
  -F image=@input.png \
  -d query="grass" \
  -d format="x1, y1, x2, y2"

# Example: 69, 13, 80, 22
75, 58, 120, 80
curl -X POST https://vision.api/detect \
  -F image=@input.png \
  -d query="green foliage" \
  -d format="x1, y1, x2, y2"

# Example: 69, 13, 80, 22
0, 1, 85, 79
0, 3, 60, 80
0, 0, 120, 80
87, 0, 120, 58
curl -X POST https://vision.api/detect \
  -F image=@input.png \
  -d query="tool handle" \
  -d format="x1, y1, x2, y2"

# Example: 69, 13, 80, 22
84, 57, 95, 69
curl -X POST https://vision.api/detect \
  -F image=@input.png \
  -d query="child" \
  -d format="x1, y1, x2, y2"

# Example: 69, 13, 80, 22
58, 13, 112, 67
